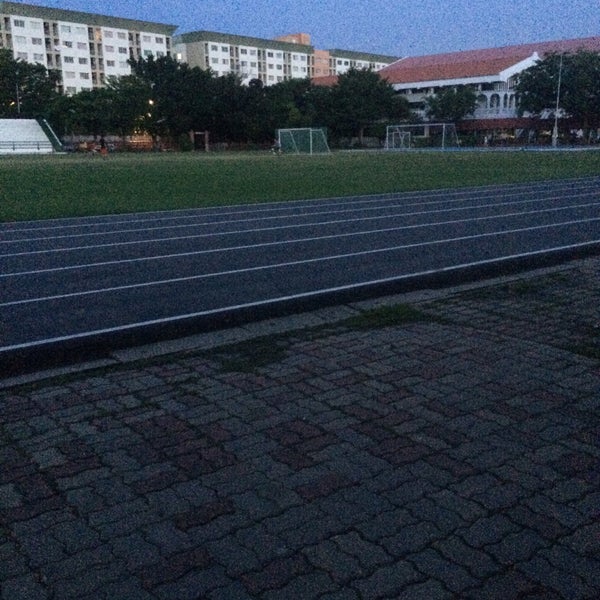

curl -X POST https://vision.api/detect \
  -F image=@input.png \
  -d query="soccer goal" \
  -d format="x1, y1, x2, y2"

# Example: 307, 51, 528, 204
385, 123, 460, 150
277, 128, 331, 154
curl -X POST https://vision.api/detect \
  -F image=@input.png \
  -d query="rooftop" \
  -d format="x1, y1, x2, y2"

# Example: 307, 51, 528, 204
0, 0, 177, 34
380, 36, 600, 84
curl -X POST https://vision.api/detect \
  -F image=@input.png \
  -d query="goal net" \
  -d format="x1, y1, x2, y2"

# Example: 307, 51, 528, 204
277, 128, 331, 154
385, 123, 459, 150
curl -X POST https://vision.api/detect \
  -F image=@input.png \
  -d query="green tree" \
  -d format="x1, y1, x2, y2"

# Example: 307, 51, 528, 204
0, 49, 59, 117
330, 68, 409, 143
129, 54, 217, 144
105, 75, 152, 138
425, 85, 478, 122
516, 50, 600, 133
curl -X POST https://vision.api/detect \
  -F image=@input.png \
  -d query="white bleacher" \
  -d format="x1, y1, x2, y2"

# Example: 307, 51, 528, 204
0, 119, 55, 154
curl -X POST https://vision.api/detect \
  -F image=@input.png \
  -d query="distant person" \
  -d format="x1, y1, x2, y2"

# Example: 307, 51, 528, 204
271, 138, 282, 154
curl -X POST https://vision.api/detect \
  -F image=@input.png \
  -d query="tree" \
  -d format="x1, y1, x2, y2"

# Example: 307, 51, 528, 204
0, 49, 59, 118
129, 54, 218, 144
105, 75, 152, 138
425, 85, 478, 122
330, 68, 409, 143
516, 50, 600, 134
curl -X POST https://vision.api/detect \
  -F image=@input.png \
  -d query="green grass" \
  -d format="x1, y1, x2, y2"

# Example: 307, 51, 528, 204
342, 304, 440, 329
1, 149, 599, 222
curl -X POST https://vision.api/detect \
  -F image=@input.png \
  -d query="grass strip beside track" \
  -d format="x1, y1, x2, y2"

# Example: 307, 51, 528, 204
1, 149, 599, 222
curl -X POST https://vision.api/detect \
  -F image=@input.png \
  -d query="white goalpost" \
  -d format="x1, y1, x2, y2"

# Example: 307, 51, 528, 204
385, 123, 460, 150
277, 128, 331, 154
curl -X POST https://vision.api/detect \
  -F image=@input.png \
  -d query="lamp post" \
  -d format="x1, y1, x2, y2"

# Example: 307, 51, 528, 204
15, 69, 21, 115
552, 53, 564, 148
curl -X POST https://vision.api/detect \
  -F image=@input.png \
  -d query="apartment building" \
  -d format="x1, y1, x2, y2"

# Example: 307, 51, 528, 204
174, 31, 398, 84
0, 1, 176, 93
328, 48, 398, 75
174, 31, 315, 85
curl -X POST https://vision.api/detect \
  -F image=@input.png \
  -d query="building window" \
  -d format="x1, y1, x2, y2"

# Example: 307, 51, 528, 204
14, 19, 25, 28
33, 53, 44, 62
63, 40, 73, 48
61, 25, 71, 34
118, 47, 127, 54
105, 45, 114, 52
211, 44, 217, 51
155, 37, 163, 44
77, 42, 87, 50
63, 56, 74, 63
104, 30, 114, 38
106, 59, 115, 67
15, 35, 26, 44
118, 32, 127, 40
79, 57, 88, 64
80, 72, 90, 79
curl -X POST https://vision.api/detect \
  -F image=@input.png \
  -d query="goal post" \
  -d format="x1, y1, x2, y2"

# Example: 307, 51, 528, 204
385, 123, 459, 150
277, 128, 331, 154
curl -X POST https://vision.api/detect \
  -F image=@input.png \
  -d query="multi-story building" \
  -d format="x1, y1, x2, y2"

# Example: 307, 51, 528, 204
0, 1, 176, 93
174, 30, 314, 85
174, 31, 399, 85
328, 48, 398, 75
378, 36, 600, 137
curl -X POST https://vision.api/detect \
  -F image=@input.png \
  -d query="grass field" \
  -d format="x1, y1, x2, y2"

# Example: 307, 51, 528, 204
1, 149, 599, 222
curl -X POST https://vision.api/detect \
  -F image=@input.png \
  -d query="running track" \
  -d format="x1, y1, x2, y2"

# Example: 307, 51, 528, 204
2, 176, 600, 374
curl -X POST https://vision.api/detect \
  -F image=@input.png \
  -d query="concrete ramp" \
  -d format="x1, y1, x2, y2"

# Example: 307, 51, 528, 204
0, 119, 55, 154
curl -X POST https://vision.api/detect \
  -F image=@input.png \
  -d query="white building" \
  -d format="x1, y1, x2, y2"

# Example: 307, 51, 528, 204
174, 31, 315, 85
378, 36, 600, 132
0, 1, 176, 93
175, 31, 398, 85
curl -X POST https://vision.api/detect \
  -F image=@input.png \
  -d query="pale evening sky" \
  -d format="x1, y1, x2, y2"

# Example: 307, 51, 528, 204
19, 0, 600, 57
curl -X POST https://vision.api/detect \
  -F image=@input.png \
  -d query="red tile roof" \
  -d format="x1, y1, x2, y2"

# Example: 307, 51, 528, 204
379, 36, 600, 84
311, 74, 339, 87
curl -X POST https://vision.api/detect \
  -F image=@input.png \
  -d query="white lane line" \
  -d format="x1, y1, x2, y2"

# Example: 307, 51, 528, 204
4, 176, 596, 233
1, 239, 598, 354
2, 203, 599, 278
3, 218, 599, 307
3, 190, 600, 256
3, 185, 600, 245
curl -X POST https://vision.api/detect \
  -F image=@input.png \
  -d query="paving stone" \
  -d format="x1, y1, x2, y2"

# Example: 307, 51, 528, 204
0, 484, 22, 509
303, 539, 366, 583
331, 532, 393, 571
0, 574, 50, 600
382, 521, 443, 557
395, 579, 453, 599
138, 546, 212, 590
433, 537, 501, 578
458, 514, 521, 548
353, 561, 422, 598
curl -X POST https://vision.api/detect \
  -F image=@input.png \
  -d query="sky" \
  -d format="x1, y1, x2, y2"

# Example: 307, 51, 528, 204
21, 0, 600, 57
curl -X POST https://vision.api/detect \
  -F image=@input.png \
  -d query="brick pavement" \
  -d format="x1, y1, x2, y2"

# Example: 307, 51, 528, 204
1, 257, 599, 599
